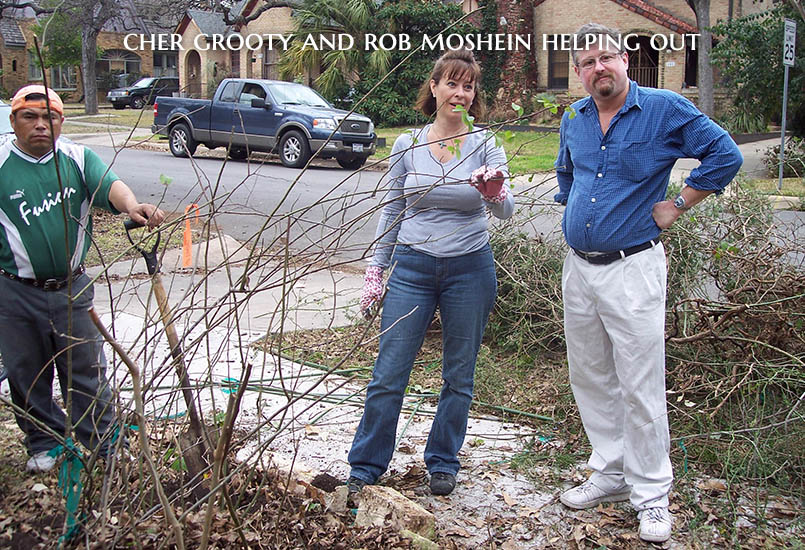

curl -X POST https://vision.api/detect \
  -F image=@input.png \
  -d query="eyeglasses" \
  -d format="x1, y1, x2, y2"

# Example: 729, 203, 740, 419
577, 53, 623, 71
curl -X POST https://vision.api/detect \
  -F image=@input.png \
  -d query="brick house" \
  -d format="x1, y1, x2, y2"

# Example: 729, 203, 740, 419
0, 17, 28, 97
483, 0, 775, 113
175, 0, 300, 99
0, 0, 174, 103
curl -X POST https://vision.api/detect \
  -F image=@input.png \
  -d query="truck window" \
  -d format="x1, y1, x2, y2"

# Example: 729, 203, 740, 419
219, 81, 239, 103
239, 83, 266, 105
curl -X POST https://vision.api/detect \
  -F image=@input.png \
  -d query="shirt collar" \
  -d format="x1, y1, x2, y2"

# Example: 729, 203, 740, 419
10, 138, 59, 164
578, 80, 642, 115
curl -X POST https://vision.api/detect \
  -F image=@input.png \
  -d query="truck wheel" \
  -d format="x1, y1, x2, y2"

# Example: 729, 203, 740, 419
112, 104, 126, 110
279, 130, 311, 168
337, 155, 368, 170
131, 96, 145, 109
228, 146, 248, 160
169, 123, 197, 157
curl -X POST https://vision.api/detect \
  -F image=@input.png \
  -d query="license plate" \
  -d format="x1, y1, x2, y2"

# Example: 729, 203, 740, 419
352, 143, 364, 153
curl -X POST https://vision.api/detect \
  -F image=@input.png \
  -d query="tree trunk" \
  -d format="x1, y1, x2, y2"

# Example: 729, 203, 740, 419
692, 0, 714, 117
787, 0, 805, 22
81, 25, 99, 114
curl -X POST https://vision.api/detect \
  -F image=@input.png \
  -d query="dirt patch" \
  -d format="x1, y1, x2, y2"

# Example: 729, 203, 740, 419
0, 412, 412, 549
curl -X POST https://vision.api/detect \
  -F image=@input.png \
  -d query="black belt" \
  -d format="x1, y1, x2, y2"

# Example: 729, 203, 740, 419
573, 239, 658, 265
0, 265, 86, 291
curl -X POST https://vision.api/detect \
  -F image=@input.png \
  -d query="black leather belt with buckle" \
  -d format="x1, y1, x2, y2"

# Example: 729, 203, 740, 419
573, 239, 658, 265
0, 265, 86, 291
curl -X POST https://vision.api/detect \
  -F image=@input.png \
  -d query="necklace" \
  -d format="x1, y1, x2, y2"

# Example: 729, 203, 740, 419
430, 125, 461, 150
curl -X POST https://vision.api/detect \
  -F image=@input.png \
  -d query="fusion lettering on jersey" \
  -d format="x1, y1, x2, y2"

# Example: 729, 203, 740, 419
19, 187, 77, 226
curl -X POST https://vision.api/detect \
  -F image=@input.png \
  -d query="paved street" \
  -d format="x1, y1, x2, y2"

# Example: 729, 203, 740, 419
86, 135, 802, 264
92, 142, 387, 264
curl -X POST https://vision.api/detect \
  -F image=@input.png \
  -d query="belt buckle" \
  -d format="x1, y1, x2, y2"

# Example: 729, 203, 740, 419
43, 278, 61, 291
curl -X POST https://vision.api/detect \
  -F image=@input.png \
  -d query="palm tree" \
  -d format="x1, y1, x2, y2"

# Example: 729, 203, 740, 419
279, 0, 389, 99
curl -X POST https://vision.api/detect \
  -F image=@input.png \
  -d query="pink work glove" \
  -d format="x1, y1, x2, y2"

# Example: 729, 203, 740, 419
360, 265, 384, 317
470, 166, 508, 204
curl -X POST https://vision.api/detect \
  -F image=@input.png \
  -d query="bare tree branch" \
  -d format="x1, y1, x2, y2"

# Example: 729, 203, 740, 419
0, 0, 53, 16
219, 0, 297, 26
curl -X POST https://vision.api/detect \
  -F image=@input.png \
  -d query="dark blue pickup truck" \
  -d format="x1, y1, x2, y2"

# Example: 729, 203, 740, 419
152, 78, 376, 169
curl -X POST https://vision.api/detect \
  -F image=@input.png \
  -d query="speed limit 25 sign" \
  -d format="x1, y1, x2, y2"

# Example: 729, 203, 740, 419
784, 19, 796, 67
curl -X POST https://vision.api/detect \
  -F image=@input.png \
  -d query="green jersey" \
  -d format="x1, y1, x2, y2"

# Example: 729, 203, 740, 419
0, 138, 119, 279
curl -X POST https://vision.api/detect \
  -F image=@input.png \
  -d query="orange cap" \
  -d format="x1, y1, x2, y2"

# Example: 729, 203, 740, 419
11, 85, 64, 115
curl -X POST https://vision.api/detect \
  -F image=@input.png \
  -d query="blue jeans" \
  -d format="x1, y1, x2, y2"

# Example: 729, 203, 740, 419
348, 244, 497, 483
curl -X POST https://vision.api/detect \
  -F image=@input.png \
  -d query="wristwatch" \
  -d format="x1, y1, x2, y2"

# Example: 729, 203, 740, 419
673, 194, 690, 211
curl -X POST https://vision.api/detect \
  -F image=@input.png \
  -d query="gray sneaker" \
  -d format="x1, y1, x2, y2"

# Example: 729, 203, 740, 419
26, 450, 57, 473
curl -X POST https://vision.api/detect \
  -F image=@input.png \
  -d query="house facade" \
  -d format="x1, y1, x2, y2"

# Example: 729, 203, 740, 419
175, 0, 299, 99
0, 17, 29, 97
0, 0, 176, 102
488, 0, 776, 113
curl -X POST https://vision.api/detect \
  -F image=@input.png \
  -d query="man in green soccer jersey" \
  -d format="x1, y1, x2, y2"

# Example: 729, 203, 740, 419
0, 85, 165, 472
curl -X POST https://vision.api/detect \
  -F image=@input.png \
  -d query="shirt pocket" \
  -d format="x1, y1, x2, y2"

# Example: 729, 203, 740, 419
617, 140, 656, 183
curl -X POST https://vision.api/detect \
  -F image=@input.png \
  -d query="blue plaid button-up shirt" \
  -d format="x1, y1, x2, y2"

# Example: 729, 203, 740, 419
554, 81, 743, 252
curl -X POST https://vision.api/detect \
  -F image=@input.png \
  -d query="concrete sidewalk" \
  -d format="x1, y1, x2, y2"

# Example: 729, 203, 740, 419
90, 233, 364, 335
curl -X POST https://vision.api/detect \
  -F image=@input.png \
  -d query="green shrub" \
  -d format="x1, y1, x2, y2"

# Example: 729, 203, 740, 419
352, 0, 473, 127
717, 105, 767, 134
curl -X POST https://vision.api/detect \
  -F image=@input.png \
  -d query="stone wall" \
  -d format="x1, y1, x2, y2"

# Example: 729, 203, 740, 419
0, 45, 29, 98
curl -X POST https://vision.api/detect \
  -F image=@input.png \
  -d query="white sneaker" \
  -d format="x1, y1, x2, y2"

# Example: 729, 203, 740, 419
26, 450, 57, 473
559, 479, 631, 509
639, 506, 673, 542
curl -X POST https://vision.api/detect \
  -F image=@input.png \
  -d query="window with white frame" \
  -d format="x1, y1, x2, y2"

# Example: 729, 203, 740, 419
154, 52, 178, 77
262, 47, 279, 80
548, 38, 569, 89
27, 52, 77, 90
50, 65, 77, 90
28, 51, 43, 80
96, 49, 142, 77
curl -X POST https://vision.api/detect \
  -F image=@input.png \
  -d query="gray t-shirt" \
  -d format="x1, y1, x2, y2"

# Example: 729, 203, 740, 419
370, 125, 515, 268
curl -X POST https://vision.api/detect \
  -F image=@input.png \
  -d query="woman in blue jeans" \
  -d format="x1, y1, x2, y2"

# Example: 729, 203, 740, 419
347, 49, 514, 498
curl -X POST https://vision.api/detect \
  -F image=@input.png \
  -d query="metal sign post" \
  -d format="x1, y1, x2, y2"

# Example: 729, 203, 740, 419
780, 19, 796, 191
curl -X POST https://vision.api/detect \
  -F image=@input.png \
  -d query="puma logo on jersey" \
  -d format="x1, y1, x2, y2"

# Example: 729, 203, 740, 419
9, 190, 24, 200
18, 187, 77, 226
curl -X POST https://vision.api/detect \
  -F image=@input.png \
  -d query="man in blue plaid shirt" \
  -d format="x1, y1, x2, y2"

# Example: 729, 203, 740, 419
553, 23, 743, 543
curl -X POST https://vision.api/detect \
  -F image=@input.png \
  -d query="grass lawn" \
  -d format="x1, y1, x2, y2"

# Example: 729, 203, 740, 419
742, 177, 805, 197
61, 123, 131, 135
64, 103, 154, 130
371, 126, 559, 175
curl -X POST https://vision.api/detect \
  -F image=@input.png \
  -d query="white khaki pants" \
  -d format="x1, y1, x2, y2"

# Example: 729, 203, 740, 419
562, 243, 672, 510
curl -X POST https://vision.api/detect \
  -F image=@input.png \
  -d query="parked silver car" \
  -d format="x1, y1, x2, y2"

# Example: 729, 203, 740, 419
0, 101, 13, 146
